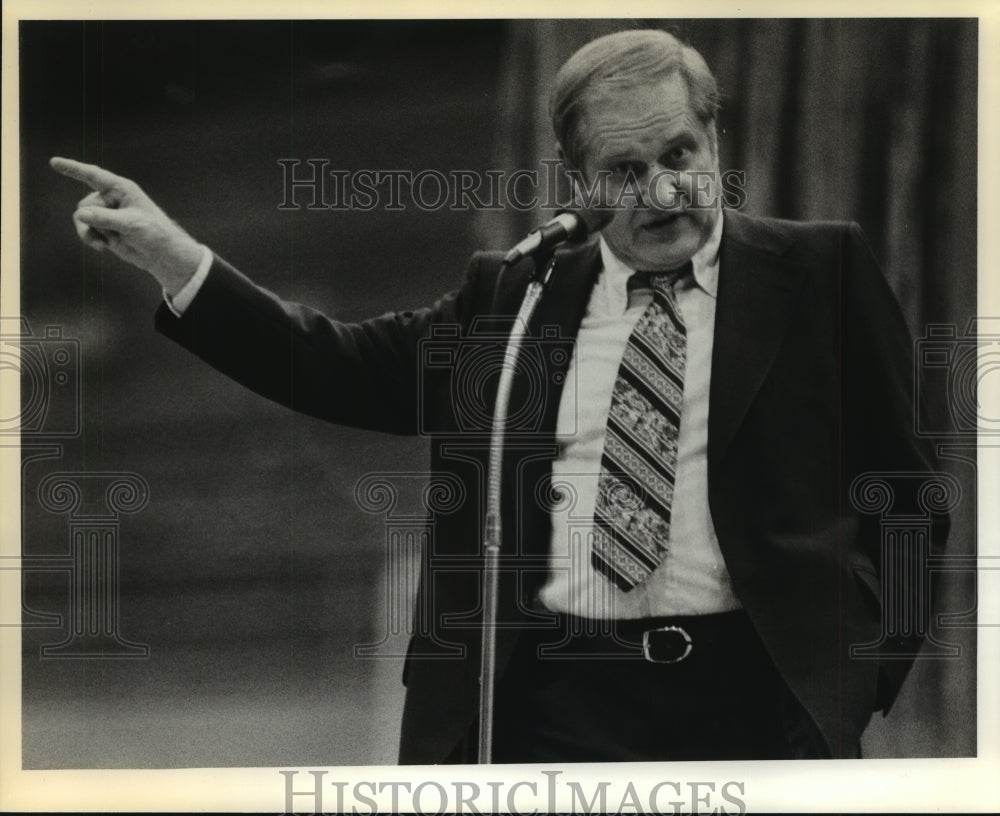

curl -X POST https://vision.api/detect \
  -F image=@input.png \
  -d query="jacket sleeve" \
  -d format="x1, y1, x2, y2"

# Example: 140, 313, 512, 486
154, 251, 493, 435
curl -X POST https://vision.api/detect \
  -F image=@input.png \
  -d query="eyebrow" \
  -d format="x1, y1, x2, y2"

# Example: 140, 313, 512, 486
593, 131, 699, 166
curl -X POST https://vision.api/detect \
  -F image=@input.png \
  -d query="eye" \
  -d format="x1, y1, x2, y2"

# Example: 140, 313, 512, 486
607, 160, 644, 178
661, 144, 693, 167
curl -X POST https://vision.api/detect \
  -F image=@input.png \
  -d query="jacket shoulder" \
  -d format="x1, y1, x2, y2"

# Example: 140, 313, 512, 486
724, 208, 870, 262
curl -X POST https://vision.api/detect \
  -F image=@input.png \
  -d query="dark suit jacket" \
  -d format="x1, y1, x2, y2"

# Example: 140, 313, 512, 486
155, 208, 949, 762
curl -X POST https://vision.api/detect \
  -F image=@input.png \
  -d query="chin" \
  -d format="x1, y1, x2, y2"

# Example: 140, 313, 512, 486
641, 237, 700, 270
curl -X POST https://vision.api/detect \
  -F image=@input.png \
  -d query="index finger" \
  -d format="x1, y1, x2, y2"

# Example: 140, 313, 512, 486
49, 156, 126, 193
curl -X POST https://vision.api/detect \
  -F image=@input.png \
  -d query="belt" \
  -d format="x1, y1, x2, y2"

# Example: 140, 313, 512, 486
522, 609, 757, 665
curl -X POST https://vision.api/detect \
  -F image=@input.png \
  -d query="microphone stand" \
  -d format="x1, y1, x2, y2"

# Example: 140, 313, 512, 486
478, 250, 558, 764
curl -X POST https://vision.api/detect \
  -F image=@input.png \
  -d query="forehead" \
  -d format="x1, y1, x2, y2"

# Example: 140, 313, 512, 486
577, 73, 701, 161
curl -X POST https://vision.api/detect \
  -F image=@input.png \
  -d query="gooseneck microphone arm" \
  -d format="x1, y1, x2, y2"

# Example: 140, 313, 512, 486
478, 207, 609, 764
478, 251, 557, 765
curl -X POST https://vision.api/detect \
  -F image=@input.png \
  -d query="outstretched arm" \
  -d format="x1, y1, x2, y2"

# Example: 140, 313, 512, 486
50, 156, 494, 435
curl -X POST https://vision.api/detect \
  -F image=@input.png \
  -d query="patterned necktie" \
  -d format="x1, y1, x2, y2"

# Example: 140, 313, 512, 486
591, 263, 690, 591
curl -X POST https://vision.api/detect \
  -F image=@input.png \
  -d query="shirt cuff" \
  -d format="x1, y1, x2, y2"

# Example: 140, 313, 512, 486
163, 244, 213, 317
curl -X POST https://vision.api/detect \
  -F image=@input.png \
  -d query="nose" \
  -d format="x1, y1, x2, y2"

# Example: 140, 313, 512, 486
649, 166, 684, 210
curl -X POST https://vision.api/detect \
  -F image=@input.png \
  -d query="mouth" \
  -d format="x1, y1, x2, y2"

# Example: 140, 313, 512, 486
641, 211, 686, 231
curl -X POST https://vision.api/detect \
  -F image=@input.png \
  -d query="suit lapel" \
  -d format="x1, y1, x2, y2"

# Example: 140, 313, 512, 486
709, 210, 803, 470
490, 240, 603, 435
529, 240, 604, 429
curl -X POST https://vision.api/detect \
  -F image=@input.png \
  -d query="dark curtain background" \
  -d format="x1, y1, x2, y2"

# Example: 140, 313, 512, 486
19, 18, 976, 767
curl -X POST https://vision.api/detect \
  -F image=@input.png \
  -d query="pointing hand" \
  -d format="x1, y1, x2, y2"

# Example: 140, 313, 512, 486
50, 157, 205, 295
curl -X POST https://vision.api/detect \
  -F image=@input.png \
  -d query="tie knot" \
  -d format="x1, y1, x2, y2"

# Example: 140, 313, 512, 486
629, 261, 692, 295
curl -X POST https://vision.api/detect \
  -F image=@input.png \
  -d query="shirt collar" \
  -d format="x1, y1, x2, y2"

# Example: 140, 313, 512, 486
598, 207, 724, 299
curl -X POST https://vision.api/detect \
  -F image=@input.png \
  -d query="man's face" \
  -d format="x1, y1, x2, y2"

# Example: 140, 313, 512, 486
571, 73, 721, 271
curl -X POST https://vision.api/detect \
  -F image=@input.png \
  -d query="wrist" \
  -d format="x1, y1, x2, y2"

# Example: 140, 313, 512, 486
163, 245, 213, 317
154, 235, 206, 297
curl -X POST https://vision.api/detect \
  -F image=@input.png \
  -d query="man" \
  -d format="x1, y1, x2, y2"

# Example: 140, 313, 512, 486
51, 29, 948, 762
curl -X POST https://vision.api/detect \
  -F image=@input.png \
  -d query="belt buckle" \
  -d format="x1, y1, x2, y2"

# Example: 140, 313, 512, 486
642, 625, 693, 664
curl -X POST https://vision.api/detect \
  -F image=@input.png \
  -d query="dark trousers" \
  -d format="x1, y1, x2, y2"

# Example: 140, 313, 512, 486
488, 610, 836, 763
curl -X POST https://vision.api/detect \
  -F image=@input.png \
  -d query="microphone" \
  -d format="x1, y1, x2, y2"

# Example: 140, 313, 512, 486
502, 208, 612, 265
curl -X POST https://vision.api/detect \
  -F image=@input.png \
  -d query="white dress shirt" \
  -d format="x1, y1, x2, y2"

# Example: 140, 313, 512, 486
538, 211, 742, 618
